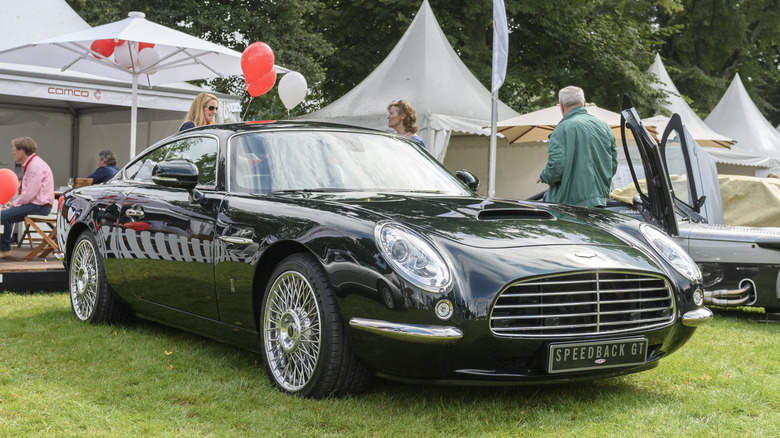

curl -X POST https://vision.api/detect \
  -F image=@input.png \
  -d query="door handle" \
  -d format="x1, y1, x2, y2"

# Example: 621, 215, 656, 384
126, 208, 145, 218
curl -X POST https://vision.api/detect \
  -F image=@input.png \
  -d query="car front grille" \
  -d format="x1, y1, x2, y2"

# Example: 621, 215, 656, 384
490, 271, 675, 338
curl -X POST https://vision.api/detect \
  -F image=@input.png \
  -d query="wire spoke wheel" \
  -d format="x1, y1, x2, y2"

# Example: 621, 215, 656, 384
70, 236, 99, 320
263, 270, 321, 392
67, 230, 130, 324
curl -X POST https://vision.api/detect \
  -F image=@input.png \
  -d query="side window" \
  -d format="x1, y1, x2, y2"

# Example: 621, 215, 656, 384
125, 136, 218, 187
163, 137, 218, 187
125, 147, 168, 182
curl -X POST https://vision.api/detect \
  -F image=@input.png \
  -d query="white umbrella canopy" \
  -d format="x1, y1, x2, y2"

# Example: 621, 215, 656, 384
0, 11, 289, 157
497, 103, 657, 143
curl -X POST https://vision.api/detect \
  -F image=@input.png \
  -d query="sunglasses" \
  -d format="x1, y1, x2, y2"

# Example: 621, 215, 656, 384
204, 105, 218, 111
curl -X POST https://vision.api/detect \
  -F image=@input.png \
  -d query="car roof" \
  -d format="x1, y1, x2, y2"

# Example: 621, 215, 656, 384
180, 120, 390, 136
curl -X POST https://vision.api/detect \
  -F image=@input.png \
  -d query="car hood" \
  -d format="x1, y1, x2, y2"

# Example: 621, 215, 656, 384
293, 193, 636, 249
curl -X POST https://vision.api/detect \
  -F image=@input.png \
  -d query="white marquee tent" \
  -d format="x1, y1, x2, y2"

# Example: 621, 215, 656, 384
0, 0, 241, 187
648, 54, 734, 149
704, 73, 780, 175
648, 56, 780, 174
299, 0, 532, 197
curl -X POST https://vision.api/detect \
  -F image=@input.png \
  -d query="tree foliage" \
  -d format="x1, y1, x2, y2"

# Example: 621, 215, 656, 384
66, 0, 780, 124
657, 0, 780, 122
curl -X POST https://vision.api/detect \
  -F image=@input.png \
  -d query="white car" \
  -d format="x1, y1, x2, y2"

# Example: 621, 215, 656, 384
609, 95, 780, 313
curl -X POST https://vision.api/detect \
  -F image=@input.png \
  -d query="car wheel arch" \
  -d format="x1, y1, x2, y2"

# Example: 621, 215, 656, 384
64, 221, 92, 266
251, 240, 317, 332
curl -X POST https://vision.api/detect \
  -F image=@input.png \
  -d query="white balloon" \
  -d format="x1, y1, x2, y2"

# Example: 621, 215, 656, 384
138, 47, 160, 71
114, 42, 135, 69
278, 71, 307, 110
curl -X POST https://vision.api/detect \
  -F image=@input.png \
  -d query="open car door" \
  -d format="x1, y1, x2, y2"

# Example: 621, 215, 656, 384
659, 114, 724, 225
619, 95, 679, 236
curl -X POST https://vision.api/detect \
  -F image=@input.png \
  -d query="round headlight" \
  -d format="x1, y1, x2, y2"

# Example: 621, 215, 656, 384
375, 222, 452, 293
640, 224, 702, 282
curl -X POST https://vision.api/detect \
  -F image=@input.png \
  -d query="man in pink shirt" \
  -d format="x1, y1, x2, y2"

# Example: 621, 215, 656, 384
1, 137, 54, 258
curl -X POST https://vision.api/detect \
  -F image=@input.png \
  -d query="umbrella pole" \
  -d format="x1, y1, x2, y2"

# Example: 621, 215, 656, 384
488, 92, 498, 198
130, 74, 138, 158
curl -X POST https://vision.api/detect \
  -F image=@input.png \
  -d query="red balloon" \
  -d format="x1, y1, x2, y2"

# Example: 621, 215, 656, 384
0, 168, 20, 204
246, 69, 277, 97
112, 39, 125, 46
90, 39, 115, 58
241, 42, 274, 82
138, 42, 155, 51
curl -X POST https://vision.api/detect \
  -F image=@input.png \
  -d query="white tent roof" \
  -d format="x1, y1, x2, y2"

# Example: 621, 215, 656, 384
1, 0, 91, 49
0, 0, 241, 116
648, 54, 733, 148
299, 0, 519, 160
705, 73, 780, 158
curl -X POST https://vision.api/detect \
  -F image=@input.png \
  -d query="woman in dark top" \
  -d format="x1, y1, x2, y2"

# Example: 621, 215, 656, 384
387, 100, 425, 148
180, 92, 219, 131
87, 150, 119, 184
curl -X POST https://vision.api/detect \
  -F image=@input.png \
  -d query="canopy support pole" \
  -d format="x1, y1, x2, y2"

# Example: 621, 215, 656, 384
130, 74, 138, 158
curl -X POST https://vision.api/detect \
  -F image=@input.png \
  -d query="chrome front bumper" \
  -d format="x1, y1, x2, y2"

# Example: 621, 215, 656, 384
681, 307, 714, 327
349, 318, 463, 344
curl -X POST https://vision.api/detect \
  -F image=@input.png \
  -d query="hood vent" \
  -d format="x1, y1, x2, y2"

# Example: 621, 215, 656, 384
477, 208, 555, 221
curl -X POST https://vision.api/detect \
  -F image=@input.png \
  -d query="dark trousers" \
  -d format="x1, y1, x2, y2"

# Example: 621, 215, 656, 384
1, 203, 52, 251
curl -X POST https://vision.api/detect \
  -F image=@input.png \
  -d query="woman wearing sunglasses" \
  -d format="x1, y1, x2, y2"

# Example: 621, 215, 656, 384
180, 92, 219, 131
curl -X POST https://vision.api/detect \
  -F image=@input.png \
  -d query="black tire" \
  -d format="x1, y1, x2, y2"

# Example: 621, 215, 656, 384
68, 230, 131, 324
260, 253, 371, 398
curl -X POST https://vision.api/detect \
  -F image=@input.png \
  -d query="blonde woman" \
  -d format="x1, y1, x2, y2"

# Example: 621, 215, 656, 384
387, 100, 425, 148
180, 92, 219, 131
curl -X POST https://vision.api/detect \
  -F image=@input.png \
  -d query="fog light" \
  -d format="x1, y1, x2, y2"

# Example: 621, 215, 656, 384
435, 299, 453, 320
693, 289, 704, 306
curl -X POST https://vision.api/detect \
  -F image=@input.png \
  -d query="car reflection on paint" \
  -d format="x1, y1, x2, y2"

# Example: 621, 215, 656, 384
56, 121, 711, 398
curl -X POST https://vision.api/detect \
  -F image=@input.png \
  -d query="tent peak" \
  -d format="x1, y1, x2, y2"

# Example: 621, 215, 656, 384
128, 11, 146, 19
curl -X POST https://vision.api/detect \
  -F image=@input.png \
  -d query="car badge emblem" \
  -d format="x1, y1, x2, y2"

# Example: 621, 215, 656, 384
574, 252, 597, 259
595, 359, 606, 364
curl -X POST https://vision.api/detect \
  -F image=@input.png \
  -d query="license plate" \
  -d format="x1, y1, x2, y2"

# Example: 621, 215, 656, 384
547, 337, 648, 373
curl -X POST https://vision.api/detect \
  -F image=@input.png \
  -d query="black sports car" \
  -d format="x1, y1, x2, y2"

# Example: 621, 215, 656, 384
55, 121, 711, 398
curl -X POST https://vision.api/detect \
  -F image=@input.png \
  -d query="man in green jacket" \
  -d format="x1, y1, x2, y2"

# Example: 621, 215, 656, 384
537, 86, 618, 207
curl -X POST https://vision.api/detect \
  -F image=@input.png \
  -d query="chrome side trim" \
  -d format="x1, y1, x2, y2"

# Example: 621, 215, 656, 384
218, 236, 254, 245
349, 317, 463, 344
681, 307, 713, 327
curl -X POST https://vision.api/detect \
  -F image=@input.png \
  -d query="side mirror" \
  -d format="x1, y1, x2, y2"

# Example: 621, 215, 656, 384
152, 160, 199, 190
455, 169, 480, 192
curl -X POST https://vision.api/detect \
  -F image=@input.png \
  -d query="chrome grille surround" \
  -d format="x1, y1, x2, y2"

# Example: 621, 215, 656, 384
490, 271, 676, 338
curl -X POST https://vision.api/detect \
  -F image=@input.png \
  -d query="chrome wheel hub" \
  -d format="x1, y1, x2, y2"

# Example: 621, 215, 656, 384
279, 311, 302, 353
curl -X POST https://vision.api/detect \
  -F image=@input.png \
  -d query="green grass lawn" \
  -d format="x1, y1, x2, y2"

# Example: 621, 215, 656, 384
1, 292, 778, 437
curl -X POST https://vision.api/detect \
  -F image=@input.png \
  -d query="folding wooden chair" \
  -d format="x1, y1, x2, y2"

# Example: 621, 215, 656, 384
18, 213, 58, 260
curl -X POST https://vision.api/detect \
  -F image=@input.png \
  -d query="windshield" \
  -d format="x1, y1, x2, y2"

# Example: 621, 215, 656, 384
228, 130, 471, 196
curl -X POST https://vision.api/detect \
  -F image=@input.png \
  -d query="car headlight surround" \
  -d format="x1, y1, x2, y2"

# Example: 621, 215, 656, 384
640, 223, 702, 282
374, 222, 452, 293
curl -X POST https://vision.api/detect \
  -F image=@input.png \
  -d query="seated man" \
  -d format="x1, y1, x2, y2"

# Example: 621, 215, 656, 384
87, 150, 120, 184
1, 137, 54, 259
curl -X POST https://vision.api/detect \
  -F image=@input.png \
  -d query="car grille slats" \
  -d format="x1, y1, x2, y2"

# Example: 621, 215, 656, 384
490, 271, 675, 337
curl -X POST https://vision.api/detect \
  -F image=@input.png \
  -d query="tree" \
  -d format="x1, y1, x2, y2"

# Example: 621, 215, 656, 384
656, 0, 780, 124
312, 0, 668, 115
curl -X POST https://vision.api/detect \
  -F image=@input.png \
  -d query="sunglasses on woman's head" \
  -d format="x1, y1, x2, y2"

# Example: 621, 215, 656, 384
204, 105, 218, 111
